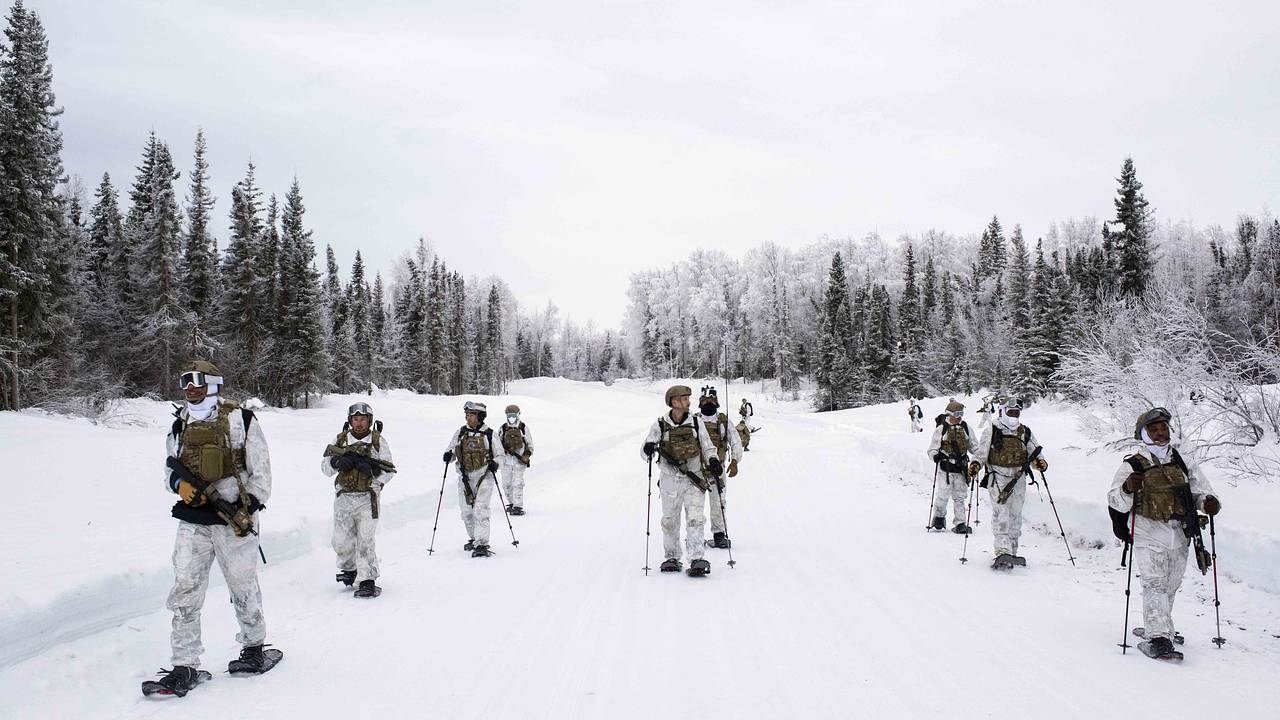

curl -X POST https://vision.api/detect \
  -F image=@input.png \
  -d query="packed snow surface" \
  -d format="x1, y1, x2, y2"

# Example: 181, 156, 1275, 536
1, 378, 1278, 718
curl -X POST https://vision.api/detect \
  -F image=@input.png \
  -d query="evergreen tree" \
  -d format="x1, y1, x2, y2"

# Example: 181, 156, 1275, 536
219, 167, 267, 393
182, 129, 216, 322
0, 0, 68, 408
893, 244, 923, 396
349, 250, 370, 393
484, 284, 503, 394
278, 177, 329, 405
131, 139, 185, 392
1104, 156, 1154, 297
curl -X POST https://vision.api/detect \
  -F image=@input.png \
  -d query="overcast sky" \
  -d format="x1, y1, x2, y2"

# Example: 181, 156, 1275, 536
39, 0, 1280, 326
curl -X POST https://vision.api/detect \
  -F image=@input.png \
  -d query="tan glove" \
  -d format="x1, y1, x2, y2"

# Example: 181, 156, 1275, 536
522, 451, 531, 467
1033, 458, 1048, 472
1123, 472, 1143, 494
967, 461, 981, 478
728, 459, 738, 478
178, 479, 205, 506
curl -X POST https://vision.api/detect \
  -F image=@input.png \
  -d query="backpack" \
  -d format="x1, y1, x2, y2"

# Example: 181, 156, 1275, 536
1110, 448, 1189, 544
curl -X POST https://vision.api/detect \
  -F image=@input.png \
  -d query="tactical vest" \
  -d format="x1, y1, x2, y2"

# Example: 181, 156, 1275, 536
332, 431, 381, 493
940, 422, 971, 457
659, 416, 701, 463
702, 413, 730, 460
987, 425, 1031, 469
1126, 453, 1188, 522
457, 427, 492, 473
179, 402, 247, 485
501, 423, 526, 455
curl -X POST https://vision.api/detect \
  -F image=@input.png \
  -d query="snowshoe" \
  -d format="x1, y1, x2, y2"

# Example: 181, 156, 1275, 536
463, 539, 475, 552
1138, 637, 1184, 662
952, 523, 972, 535
510, 506, 525, 516
1133, 628, 1184, 645
1012, 556, 1027, 567
227, 645, 283, 675
335, 569, 356, 587
354, 579, 382, 598
660, 558, 682, 573
686, 558, 711, 577
141, 666, 211, 698
931, 517, 946, 531
471, 544, 494, 558
707, 532, 731, 549
991, 554, 1016, 570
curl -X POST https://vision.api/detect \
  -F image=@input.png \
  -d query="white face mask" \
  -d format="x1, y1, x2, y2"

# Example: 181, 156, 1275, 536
187, 395, 218, 421
998, 411, 1021, 431
507, 415, 519, 425
1140, 427, 1173, 462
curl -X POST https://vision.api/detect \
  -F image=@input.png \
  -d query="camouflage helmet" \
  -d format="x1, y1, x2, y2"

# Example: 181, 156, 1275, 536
946, 400, 965, 413
698, 385, 719, 407
179, 359, 224, 391
505, 404, 520, 415
463, 400, 487, 423
664, 384, 693, 407
347, 402, 374, 419
1134, 407, 1173, 441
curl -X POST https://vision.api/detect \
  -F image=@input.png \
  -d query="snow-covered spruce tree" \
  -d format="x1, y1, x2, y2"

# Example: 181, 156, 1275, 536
1104, 156, 1154, 297
0, 0, 69, 408
394, 256, 426, 391
277, 177, 330, 406
369, 272, 399, 389
129, 139, 186, 394
484, 283, 503, 393
426, 258, 446, 393
217, 166, 269, 393
349, 250, 371, 393
814, 253, 853, 410
81, 173, 127, 382
891, 243, 923, 397
1005, 226, 1035, 398
182, 129, 216, 325
449, 271, 467, 393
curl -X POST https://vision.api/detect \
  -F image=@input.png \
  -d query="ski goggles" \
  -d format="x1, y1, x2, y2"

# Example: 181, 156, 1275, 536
179, 371, 223, 389
946, 409, 964, 418
1139, 407, 1172, 427
1004, 407, 1022, 417
347, 402, 374, 418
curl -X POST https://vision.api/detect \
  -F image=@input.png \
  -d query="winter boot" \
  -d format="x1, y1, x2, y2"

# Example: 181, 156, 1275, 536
686, 558, 712, 577
505, 503, 514, 513
227, 644, 283, 675
354, 579, 382, 598
141, 666, 211, 698
510, 506, 525, 516
1133, 628, 1185, 645
931, 517, 946, 531
660, 558, 682, 573
1138, 636, 1183, 662
713, 532, 732, 549
472, 544, 493, 558
335, 569, 356, 586
463, 539, 475, 552
952, 523, 972, 535
991, 554, 1016, 570
1012, 556, 1027, 567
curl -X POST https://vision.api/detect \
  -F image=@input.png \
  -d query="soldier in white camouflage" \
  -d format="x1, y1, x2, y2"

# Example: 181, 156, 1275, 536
498, 404, 533, 516
927, 400, 976, 534
322, 402, 395, 598
970, 397, 1047, 569
641, 385, 721, 576
442, 401, 502, 557
696, 386, 743, 549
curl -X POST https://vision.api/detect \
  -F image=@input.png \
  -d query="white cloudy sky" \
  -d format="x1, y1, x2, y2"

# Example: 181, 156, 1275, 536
41, 0, 1280, 326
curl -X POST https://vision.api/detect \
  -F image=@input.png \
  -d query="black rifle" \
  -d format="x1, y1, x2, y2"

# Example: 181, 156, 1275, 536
997, 445, 1042, 504
1176, 484, 1212, 574
323, 445, 397, 475
166, 456, 257, 537
654, 446, 713, 492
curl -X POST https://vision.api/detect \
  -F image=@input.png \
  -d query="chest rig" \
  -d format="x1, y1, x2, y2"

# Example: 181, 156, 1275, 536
659, 415, 702, 463
988, 425, 1031, 469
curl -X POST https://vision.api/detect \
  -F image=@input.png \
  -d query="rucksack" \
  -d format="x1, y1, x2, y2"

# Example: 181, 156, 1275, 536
1110, 448, 1189, 544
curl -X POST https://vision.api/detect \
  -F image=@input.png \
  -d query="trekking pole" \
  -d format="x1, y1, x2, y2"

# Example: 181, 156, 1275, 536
491, 470, 520, 547
926, 461, 939, 530
1037, 468, 1075, 567
1119, 504, 1137, 653
1209, 514, 1226, 648
427, 461, 450, 554
974, 470, 982, 524
713, 480, 736, 569
960, 470, 976, 564
644, 454, 654, 575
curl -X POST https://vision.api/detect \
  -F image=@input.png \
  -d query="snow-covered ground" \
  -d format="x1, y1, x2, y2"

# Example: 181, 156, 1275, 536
1, 378, 1278, 719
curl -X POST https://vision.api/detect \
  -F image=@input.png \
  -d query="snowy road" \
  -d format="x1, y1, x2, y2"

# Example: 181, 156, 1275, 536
1, 379, 1278, 718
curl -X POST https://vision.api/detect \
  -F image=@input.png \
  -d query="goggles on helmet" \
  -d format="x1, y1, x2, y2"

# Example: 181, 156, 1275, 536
347, 402, 373, 418
180, 371, 223, 389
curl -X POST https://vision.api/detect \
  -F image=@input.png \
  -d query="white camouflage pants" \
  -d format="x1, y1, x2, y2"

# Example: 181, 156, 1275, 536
458, 471, 495, 546
333, 492, 379, 582
167, 521, 266, 669
911, 418, 922, 432
661, 473, 706, 561
708, 483, 728, 534
500, 458, 527, 508
986, 469, 1026, 557
1136, 530, 1191, 640
932, 470, 968, 525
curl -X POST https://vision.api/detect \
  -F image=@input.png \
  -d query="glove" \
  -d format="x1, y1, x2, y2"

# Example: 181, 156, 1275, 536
1123, 472, 1143, 494
442, 451, 453, 464
488, 460, 500, 473
1203, 495, 1221, 516
707, 457, 723, 478
177, 479, 204, 506
643, 441, 657, 457
1033, 458, 1048, 472
354, 458, 375, 477
332, 455, 356, 472
933, 453, 946, 464
967, 461, 981, 478
728, 459, 738, 478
